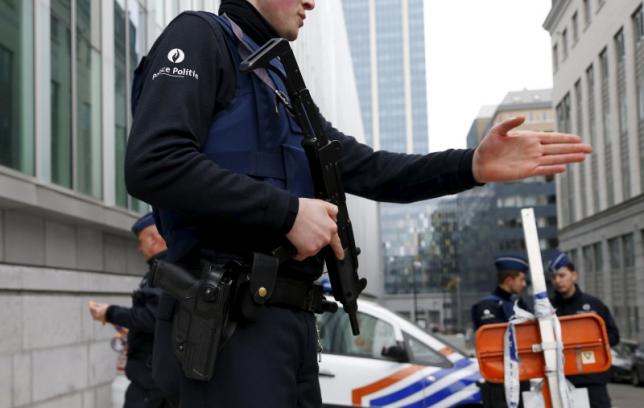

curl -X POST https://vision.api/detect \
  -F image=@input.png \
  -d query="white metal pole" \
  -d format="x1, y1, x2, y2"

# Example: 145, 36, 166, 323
521, 208, 563, 408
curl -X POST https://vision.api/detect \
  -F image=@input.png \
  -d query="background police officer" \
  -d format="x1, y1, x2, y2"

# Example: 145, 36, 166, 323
549, 251, 619, 408
471, 255, 529, 408
88, 214, 171, 408
123, 0, 591, 405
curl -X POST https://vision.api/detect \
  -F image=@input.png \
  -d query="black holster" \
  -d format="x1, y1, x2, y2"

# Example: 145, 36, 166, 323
151, 260, 234, 382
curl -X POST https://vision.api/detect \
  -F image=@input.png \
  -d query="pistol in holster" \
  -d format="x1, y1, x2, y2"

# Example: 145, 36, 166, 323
150, 259, 234, 382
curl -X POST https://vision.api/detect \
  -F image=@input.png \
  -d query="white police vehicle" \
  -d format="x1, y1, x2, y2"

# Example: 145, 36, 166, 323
317, 299, 483, 407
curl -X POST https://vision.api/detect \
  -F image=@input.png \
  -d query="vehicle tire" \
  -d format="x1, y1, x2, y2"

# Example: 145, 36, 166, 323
632, 369, 641, 387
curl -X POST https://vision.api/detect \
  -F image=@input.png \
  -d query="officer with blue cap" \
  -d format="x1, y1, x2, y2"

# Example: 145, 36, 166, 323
471, 255, 530, 407
88, 213, 174, 408
549, 250, 619, 408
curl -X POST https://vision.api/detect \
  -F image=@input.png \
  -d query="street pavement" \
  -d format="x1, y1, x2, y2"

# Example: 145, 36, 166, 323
608, 383, 644, 408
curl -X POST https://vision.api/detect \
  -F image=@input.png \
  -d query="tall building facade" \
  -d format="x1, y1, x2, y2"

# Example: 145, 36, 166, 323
342, 0, 431, 307
545, 0, 644, 342
0, 1, 372, 406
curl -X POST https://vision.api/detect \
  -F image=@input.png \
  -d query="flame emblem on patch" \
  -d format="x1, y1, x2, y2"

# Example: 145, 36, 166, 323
167, 48, 185, 64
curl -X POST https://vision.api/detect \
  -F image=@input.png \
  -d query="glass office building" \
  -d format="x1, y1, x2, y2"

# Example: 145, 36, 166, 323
342, 0, 431, 296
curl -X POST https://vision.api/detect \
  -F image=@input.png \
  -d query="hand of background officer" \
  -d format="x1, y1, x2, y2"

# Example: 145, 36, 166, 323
472, 116, 592, 183
287, 198, 345, 262
88, 300, 109, 325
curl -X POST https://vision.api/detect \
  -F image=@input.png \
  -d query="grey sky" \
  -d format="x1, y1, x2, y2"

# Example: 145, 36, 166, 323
425, 0, 554, 152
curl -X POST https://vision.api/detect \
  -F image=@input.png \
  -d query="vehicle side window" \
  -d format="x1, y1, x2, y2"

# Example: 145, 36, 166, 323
318, 311, 396, 359
405, 335, 451, 367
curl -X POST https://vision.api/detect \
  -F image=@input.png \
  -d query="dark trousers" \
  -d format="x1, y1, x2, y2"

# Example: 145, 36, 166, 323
124, 382, 172, 408
179, 306, 321, 408
584, 384, 611, 408
481, 382, 529, 408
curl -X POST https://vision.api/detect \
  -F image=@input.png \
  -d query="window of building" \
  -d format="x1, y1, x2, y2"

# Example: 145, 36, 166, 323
586, 64, 597, 146
552, 44, 559, 72
615, 29, 625, 64
562, 29, 569, 60
51, 0, 73, 188
583, 0, 591, 27
556, 93, 571, 133
0, 0, 34, 175
569, 248, 579, 271
635, 6, 644, 43
600, 48, 609, 80
50, 0, 102, 197
574, 79, 587, 217
115, 0, 127, 207
599, 47, 614, 206
622, 234, 634, 268
572, 12, 579, 45
75, 0, 102, 198
113, 0, 148, 211
593, 242, 603, 297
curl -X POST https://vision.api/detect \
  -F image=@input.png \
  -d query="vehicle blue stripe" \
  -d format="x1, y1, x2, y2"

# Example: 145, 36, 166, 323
455, 391, 482, 406
368, 359, 473, 407
402, 373, 481, 408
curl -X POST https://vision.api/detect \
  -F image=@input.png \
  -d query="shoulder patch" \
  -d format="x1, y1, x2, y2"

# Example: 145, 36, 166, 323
481, 309, 496, 320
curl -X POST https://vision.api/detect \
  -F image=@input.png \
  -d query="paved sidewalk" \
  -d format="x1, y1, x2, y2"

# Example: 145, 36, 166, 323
608, 383, 644, 408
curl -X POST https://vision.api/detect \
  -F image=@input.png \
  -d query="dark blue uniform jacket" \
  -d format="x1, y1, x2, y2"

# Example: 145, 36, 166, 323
551, 285, 620, 386
472, 287, 529, 331
124, 11, 481, 279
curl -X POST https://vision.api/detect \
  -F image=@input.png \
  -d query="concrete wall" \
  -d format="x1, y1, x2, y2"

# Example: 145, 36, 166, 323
0, 167, 143, 408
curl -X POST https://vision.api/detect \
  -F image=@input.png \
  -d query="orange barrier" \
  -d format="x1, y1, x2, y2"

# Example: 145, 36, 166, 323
475, 313, 611, 383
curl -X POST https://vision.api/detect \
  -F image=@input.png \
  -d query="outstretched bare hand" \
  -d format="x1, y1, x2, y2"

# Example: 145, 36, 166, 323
472, 116, 592, 183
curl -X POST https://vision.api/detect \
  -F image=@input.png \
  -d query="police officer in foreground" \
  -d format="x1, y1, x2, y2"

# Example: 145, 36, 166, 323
549, 251, 619, 408
88, 214, 172, 408
472, 256, 530, 408
123, 0, 591, 405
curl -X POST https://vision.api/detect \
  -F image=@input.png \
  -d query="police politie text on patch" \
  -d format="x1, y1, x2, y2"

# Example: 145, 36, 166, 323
152, 66, 199, 81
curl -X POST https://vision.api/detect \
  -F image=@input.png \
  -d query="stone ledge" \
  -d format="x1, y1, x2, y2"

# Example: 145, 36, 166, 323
0, 264, 141, 294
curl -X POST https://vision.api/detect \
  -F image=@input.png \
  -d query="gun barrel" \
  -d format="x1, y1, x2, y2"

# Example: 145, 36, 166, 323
349, 312, 360, 336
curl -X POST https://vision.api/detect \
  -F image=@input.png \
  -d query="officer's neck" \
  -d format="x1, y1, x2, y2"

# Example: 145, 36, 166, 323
219, 0, 279, 45
495, 285, 514, 299
560, 284, 577, 300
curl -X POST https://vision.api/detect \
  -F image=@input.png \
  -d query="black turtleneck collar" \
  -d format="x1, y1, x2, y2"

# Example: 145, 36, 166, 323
554, 284, 582, 304
219, 0, 279, 45
493, 286, 514, 301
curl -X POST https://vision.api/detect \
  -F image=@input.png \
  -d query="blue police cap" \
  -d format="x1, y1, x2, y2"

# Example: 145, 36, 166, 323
548, 250, 573, 273
494, 255, 529, 272
131, 213, 156, 236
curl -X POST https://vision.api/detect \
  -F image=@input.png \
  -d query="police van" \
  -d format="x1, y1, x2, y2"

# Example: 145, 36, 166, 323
317, 299, 483, 407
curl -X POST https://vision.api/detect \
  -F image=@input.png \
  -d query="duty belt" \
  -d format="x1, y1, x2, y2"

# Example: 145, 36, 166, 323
266, 277, 338, 314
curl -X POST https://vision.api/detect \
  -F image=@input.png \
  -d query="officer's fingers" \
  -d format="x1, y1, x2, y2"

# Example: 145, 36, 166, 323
492, 116, 525, 136
325, 202, 339, 219
330, 233, 344, 260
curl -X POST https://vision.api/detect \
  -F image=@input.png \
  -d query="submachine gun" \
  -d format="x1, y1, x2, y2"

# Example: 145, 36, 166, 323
240, 39, 367, 335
